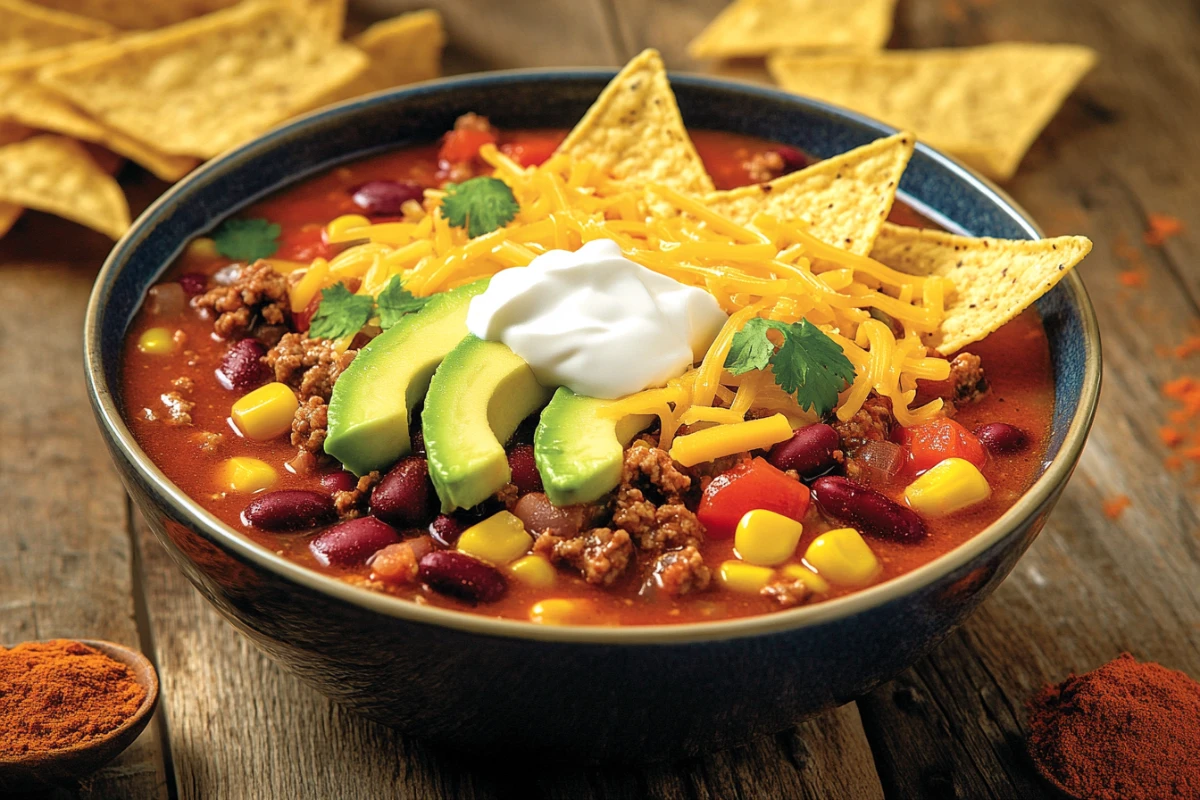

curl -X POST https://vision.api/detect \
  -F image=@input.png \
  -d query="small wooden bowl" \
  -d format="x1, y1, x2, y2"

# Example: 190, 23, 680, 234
0, 639, 160, 790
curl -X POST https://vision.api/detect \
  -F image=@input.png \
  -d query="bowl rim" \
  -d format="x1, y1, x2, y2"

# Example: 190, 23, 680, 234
84, 67, 1102, 645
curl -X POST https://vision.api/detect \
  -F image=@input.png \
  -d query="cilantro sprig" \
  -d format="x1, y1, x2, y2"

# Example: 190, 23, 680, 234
307, 276, 429, 340
440, 176, 519, 237
724, 318, 856, 416
212, 218, 280, 261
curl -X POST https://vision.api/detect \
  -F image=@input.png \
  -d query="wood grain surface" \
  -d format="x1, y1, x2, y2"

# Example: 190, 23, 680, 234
3, 0, 1197, 797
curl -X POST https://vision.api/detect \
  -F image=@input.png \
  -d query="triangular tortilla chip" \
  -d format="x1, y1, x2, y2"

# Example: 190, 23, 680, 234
557, 49, 714, 202
311, 10, 445, 108
0, 120, 32, 147
768, 44, 1096, 180
0, 202, 21, 238
705, 131, 913, 255
0, 0, 112, 66
288, 0, 346, 40
0, 134, 130, 239
37, 1, 368, 158
689, 0, 896, 60
27, 0, 239, 30
870, 221, 1092, 354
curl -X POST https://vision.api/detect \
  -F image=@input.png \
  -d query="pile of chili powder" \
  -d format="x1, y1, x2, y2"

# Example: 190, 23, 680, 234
1027, 653, 1200, 799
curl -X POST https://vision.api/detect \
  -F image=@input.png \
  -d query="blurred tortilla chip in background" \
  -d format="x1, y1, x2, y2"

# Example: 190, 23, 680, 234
0, 0, 113, 65
317, 9, 446, 105
689, 0, 896, 60
24, 0, 241, 30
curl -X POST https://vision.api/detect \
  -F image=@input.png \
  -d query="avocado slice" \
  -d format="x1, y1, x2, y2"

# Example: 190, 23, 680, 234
423, 336, 553, 512
534, 387, 655, 507
325, 279, 488, 476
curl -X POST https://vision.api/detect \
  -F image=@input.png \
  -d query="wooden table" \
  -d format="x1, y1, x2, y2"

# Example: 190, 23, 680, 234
4, 0, 1197, 796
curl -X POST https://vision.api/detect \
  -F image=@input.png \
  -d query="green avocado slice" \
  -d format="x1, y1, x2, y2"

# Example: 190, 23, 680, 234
534, 387, 656, 507
423, 336, 553, 512
325, 279, 488, 476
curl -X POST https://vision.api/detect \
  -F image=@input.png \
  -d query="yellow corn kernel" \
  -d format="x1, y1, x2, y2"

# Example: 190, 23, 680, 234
326, 214, 371, 243
669, 413, 793, 467
781, 564, 830, 596
137, 326, 177, 355
290, 259, 330, 313
734, 509, 803, 567
185, 237, 218, 260
529, 598, 595, 625
457, 511, 533, 565
717, 560, 776, 594
231, 382, 298, 441
509, 555, 556, 588
903, 457, 991, 517
805, 528, 881, 587
219, 457, 278, 493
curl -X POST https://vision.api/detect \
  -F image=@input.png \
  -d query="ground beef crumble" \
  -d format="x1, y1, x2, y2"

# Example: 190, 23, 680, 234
193, 260, 288, 340
160, 392, 194, 426
333, 471, 380, 519
264, 333, 358, 403
548, 527, 634, 586
948, 352, 989, 406
832, 394, 895, 455
761, 576, 813, 609
291, 396, 328, 454
193, 431, 223, 453
651, 546, 711, 595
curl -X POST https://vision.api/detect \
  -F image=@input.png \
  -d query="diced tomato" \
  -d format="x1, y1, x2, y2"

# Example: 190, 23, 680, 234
500, 134, 562, 168
697, 457, 811, 539
276, 225, 335, 262
438, 128, 498, 164
895, 418, 987, 474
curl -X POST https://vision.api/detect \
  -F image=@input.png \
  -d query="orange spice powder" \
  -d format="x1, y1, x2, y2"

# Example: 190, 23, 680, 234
1144, 214, 1183, 247
1102, 495, 1132, 520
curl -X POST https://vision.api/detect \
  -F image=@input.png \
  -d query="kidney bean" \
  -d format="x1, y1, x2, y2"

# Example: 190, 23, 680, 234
217, 338, 269, 391
974, 422, 1029, 455
429, 514, 465, 547
310, 516, 401, 567
242, 490, 335, 532
811, 476, 927, 543
178, 272, 208, 296
351, 180, 424, 216
320, 470, 358, 494
775, 145, 812, 174
507, 444, 543, 494
419, 551, 507, 603
512, 492, 584, 537
370, 457, 436, 527
767, 423, 840, 479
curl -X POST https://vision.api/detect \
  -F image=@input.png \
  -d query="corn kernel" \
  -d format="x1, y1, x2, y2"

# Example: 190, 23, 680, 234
509, 555, 556, 588
326, 214, 371, 243
219, 457, 278, 493
137, 326, 177, 355
457, 511, 533, 565
185, 237, 218, 260
804, 528, 881, 587
781, 564, 830, 595
904, 457, 991, 517
530, 598, 595, 625
669, 413, 793, 467
717, 560, 775, 594
290, 259, 330, 313
734, 509, 804, 566
231, 382, 298, 441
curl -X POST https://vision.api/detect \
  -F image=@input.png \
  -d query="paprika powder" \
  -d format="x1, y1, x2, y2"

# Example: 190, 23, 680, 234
0, 639, 147, 758
1027, 653, 1200, 800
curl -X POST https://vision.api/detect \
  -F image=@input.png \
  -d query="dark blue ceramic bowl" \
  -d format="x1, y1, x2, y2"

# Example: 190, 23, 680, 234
85, 70, 1100, 760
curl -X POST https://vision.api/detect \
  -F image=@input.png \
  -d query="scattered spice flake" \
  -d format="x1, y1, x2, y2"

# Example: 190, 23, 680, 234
1102, 495, 1132, 519
1175, 335, 1200, 359
1118, 269, 1147, 288
1144, 213, 1183, 247
1160, 427, 1185, 448
1165, 455, 1183, 471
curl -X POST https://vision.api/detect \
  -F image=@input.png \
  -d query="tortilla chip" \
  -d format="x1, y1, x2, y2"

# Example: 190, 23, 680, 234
705, 131, 913, 255
557, 49, 714, 205
0, 202, 21, 238
870, 222, 1092, 354
37, 1, 369, 158
0, 0, 113, 65
287, 0, 346, 40
769, 44, 1097, 180
26, 0, 239, 30
0, 121, 33, 147
0, 134, 130, 239
689, 0, 896, 60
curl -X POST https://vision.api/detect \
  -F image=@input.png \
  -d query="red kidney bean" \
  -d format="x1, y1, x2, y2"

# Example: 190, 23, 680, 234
768, 423, 840, 479
310, 517, 401, 567
419, 551, 507, 603
775, 145, 811, 174
178, 272, 207, 296
811, 476, 927, 543
242, 490, 335, 532
974, 422, 1029, 455
351, 180, 424, 216
507, 444, 543, 494
370, 457, 436, 527
217, 338, 269, 391
429, 514, 465, 547
512, 493, 584, 537
320, 470, 358, 494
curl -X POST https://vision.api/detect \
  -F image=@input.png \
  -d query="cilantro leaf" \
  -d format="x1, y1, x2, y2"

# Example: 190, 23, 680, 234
440, 176, 519, 237
376, 276, 429, 330
724, 317, 856, 416
212, 218, 281, 261
308, 283, 374, 340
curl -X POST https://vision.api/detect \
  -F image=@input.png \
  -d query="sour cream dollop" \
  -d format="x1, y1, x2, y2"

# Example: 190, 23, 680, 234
466, 239, 728, 399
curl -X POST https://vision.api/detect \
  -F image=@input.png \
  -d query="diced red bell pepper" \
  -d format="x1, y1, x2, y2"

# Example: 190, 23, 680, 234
276, 225, 335, 262
895, 418, 987, 474
500, 134, 562, 168
438, 128, 498, 165
697, 457, 811, 539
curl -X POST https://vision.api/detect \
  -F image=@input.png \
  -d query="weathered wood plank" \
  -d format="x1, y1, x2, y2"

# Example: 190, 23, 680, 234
0, 216, 168, 800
